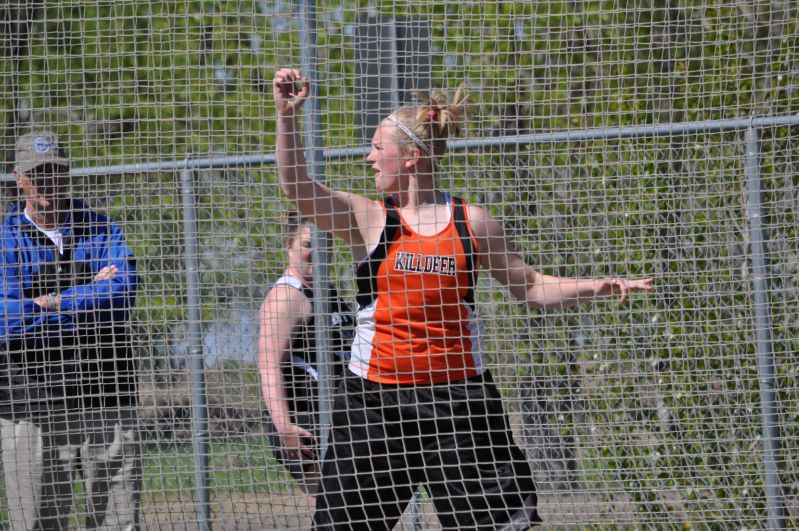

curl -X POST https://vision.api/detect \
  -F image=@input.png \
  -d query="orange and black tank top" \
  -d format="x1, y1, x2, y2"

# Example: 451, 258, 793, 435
350, 194, 486, 384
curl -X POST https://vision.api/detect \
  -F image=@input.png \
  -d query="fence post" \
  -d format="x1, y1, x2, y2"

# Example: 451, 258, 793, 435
744, 126, 787, 529
181, 165, 211, 530
296, 0, 336, 457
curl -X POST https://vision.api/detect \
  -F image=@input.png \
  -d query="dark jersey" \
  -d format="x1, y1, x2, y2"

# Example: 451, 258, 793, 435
271, 275, 354, 427
272, 275, 354, 379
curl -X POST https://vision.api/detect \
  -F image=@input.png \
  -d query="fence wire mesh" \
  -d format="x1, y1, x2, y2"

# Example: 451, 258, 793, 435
1, 1, 798, 529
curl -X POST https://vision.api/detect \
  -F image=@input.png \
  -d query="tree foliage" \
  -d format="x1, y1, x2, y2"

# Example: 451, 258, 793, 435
1, 0, 797, 525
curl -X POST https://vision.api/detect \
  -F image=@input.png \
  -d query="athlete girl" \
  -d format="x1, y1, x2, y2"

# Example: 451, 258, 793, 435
258, 211, 354, 506
273, 67, 654, 529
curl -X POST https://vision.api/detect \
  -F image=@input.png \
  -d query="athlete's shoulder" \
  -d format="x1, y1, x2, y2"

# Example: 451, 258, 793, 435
463, 202, 491, 227
462, 200, 487, 217
261, 280, 312, 324
461, 203, 506, 251
273, 275, 305, 291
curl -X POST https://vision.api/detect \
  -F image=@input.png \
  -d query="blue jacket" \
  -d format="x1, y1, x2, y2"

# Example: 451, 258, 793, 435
0, 200, 139, 414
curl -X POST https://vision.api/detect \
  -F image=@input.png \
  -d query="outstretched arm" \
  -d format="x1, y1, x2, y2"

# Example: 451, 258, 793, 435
274, 68, 383, 255
468, 205, 654, 309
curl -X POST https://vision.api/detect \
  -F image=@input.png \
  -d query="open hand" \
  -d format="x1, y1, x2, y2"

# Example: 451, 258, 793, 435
597, 277, 655, 304
273, 68, 310, 117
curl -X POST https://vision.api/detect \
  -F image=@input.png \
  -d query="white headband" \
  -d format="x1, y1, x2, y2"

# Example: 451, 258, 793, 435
386, 114, 432, 157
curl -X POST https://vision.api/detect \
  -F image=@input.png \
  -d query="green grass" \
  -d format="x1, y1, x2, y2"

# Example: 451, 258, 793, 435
143, 436, 294, 498
0, 436, 294, 526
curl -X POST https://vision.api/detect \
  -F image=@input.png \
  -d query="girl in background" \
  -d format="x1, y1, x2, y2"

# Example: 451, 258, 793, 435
258, 211, 354, 507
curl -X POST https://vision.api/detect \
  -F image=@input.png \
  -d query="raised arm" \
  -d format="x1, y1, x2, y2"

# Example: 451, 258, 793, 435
468, 205, 654, 309
273, 68, 382, 255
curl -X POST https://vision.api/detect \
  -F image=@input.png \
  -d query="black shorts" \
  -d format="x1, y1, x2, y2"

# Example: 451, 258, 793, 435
314, 371, 541, 530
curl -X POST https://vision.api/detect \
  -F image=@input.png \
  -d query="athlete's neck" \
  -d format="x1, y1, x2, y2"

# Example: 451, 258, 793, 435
285, 267, 312, 288
393, 182, 445, 209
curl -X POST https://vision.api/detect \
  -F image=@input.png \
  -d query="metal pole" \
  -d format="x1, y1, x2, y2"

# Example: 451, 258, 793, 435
3, 115, 799, 182
296, 0, 335, 456
181, 166, 211, 530
744, 126, 787, 529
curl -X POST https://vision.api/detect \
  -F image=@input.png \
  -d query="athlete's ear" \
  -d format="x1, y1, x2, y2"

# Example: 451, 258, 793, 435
404, 148, 421, 170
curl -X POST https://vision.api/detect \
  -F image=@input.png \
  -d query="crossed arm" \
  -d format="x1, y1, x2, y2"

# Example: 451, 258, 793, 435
0, 223, 137, 341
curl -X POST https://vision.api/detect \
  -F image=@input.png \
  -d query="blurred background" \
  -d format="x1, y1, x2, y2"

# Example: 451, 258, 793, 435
1, 1, 798, 528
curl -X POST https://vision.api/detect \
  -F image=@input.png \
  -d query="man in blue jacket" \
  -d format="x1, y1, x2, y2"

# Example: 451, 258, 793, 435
0, 131, 140, 530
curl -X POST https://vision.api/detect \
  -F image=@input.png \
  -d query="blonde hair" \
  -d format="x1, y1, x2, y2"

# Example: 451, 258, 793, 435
387, 84, 470, 159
